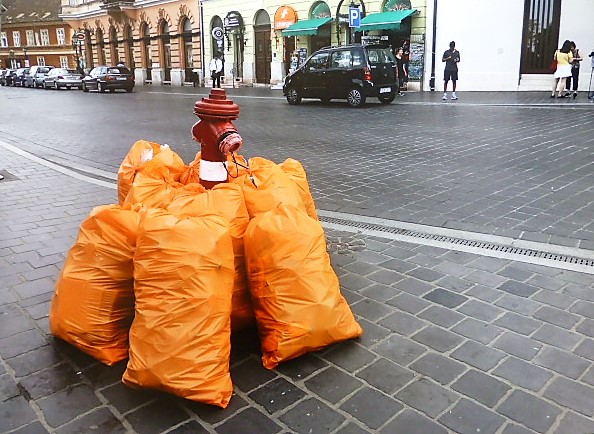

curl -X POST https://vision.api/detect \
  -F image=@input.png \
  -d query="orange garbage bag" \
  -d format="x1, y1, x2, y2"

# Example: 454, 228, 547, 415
118, 141, 186, 205
279, 158, 318, 220
244, 203, 363, 369
229, 157, 305, 218
49, 204, 141, 366
168, 183, 254, 331
122, 208, 234, 407
123, 163, 185, 209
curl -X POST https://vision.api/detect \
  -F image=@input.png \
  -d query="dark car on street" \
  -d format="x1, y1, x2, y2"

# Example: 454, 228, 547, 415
43, 68, 83, 90
0, 69, 15, 86
82, 66, 134, 93
25, 65, 54, 88
283, 44, 398, 108
11, 68, 30, 87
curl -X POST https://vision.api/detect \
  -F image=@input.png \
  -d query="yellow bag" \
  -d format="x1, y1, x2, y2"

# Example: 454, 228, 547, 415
118, 141, 186, 205
244, 203, 363, 369
168, 183, 254, 331
230, 157, 305, 218
50, 204, 141, 366
123, 208, 234, 407
279, 158, 318, 220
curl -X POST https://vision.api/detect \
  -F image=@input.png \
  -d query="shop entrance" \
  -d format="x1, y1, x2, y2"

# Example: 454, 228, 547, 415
254, 10, 272, 84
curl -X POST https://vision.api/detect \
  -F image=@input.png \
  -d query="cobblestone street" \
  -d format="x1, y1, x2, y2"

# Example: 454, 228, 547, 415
1, 86, 594, 433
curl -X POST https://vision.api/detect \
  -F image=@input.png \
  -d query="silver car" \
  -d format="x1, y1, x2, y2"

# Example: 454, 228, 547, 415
25, 65, 54, 88
43, 68, 83, 90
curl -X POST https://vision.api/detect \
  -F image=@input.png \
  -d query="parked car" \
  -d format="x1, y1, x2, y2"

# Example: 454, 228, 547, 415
0, 69, 15, 86
283, 44, 398, 108
43, 68, 83, 90
82, 66, 134, 93
11, 68, 30, 87
25, 65, 54, 88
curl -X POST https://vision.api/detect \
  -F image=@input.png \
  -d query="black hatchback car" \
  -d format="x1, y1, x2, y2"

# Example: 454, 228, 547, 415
82, 66, 134, 93
283, 44, 398, 107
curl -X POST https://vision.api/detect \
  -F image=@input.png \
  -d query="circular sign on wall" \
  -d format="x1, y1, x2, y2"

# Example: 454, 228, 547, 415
76, 32, 85, 41
212, 27, 224, 41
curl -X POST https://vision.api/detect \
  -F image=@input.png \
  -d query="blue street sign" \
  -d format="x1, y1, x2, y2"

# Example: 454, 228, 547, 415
349, 7, 361, 28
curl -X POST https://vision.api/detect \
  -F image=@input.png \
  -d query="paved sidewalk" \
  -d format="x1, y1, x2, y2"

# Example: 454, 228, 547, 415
1, 142, 594, 434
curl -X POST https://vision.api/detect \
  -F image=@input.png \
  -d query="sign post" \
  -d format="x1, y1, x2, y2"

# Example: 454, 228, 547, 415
348, 7, 361, 44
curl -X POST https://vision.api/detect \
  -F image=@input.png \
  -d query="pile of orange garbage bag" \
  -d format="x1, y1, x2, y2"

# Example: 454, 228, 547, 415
49, 140, 362, 408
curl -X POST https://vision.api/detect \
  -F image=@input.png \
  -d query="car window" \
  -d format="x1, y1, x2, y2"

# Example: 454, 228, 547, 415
306, 52, 329, 71
107, 67, 130, 74
330, 50, 352, 69
366, 48, 396, 65
39, 67, 50, 73
66, 69, 79, 74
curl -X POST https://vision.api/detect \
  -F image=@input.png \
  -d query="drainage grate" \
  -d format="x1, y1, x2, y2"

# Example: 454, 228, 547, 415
320, 215, 594, 271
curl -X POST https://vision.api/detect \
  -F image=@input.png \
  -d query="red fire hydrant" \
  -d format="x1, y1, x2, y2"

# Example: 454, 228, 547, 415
192, 89, 243, 189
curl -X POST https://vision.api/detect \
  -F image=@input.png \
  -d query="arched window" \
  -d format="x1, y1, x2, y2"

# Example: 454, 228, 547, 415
123, 24, 134, 70
109, 26, 118, 65
96, 28, 105, 65
182, 18, 193, 69
159, 20, 172, 81
140, 22, 152, 80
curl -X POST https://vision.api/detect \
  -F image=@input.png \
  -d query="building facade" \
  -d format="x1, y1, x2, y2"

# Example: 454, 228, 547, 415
201, 0, 427, 87
424, 0, 594, 92
59, 0, 203, 86
0, 0, 76, 71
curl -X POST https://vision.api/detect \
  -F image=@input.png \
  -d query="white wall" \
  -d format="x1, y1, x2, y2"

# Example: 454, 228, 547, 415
425, 0, 525, 91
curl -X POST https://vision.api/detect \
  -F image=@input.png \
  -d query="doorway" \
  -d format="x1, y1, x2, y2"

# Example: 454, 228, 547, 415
255, 28, 271, 83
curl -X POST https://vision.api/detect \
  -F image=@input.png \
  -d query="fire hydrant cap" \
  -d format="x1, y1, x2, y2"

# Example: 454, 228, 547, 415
194, 89, 240, 120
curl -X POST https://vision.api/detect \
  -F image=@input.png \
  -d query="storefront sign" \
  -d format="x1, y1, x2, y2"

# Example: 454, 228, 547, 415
274, 5, 298, 30
212, 27, 224, 41
224, 12, 242, 28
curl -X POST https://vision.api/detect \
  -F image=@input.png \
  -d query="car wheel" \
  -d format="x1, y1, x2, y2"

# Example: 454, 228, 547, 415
98, 82, 105, 93
82, 83, 89, 92
347, 88, 366, 108
54, 81, 59, 90
286, 88, 302, 105
125, 87, 133, 93
378, 93, 396, 105
78, 85, 83, 90
109, 88, 115, 93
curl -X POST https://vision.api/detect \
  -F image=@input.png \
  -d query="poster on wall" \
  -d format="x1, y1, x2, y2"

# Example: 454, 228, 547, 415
409, 41, 424, 80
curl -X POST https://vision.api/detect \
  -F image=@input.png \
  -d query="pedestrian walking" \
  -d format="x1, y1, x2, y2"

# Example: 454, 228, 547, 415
442, 41, 460, 100
116, 59, 125, 67
395, 47, 407, 96
209, 52, 223, 88
402, 39, 410, 90
551, 40, 573, 98
565, 41, 582, 98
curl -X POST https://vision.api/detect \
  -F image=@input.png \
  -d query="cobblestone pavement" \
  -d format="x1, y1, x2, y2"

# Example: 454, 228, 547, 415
1, 87, 594, 434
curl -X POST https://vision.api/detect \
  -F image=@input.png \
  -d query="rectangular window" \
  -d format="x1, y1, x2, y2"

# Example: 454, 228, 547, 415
60, 56, 69, 68
521, 0, 561, 74
13, 31, 21, 47
37, 57, 46, 66
26, 30, 35, 46
40, 29, 50, 46
0, 32, 7, 47
56, 28, 65, 45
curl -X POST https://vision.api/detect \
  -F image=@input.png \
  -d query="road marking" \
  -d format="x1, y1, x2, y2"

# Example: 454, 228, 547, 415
0, 139, 117, 190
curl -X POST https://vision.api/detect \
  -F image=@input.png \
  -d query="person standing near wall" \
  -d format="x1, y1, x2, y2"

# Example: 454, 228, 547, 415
395, 48, 407, 96
551, 40, 573, 98
442, 41, 460, 100
565, 41, 582, 98
209, 52, 223, 88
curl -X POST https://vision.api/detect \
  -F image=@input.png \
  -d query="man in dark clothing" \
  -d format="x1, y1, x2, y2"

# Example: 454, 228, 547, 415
442, 41, 460, 100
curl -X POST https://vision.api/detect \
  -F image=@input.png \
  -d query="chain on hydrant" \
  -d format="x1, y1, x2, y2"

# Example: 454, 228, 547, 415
192, 89, 243, 189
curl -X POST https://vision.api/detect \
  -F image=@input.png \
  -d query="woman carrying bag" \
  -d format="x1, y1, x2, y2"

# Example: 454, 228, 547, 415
551, 40, 574, 98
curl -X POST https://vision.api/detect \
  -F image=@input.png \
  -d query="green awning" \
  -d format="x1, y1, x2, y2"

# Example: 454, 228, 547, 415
355, 9, 417, 32
282, 17, 332, 37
